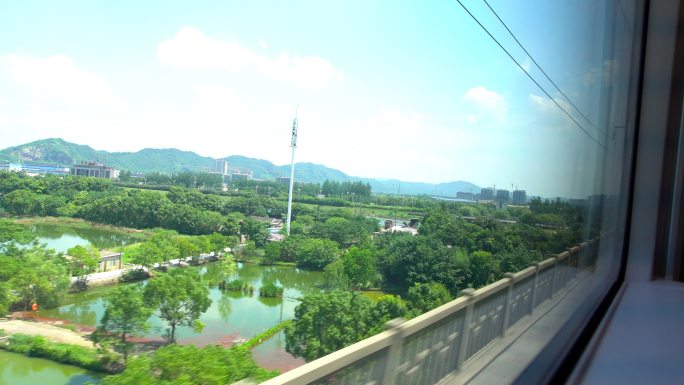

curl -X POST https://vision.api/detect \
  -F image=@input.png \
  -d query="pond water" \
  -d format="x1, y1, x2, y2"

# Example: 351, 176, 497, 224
10, 223, 384, 379
39, 262, 325, 371
28, 222, 143, 253
0, 350, 100, 385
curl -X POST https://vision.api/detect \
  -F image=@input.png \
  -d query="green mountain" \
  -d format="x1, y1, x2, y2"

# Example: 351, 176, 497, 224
0, 138, 214, 173
0, 138, 480, 196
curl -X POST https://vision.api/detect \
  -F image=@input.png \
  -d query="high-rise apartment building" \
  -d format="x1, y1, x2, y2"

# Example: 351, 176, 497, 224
496, 189, 510, 202
214, 159, 229, 175
512, 190, 527, 205
480, 187, 495, 201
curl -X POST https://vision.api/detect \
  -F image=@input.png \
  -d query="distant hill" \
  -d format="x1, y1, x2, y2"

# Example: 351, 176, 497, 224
0, 138, 480, 196
0, 138, 214, 173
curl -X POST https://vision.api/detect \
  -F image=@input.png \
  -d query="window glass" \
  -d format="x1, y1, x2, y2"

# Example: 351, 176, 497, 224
0, 0, 643, 384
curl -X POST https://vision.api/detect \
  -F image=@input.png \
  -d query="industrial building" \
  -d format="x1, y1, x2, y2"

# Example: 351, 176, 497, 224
70, 161, 119, 179
456, 191, 474, 201
230, 170, 253, 181
0, 162, 69, 176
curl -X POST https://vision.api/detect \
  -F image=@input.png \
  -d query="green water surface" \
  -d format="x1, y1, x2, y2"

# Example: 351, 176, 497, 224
0, 350, 99, 385
38, 258, 324, 370
28, 222, 143, 253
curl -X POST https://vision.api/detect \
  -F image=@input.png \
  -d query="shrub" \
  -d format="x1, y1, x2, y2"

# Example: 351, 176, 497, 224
2, 333, 110, 372
219, 279, 255, 294
119, 269, 150, 283
259, 283, 284, 298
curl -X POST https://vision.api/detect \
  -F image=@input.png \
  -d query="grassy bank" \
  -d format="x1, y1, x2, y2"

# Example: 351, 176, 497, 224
242, 320, 292, 350
0, 331, 117, 373
11, 216, 153, 238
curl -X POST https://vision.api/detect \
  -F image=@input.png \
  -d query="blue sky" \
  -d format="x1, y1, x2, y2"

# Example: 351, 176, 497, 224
0, 0, 616, 197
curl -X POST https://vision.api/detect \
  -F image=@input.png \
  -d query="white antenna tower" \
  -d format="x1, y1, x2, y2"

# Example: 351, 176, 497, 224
286, 107, 298, 235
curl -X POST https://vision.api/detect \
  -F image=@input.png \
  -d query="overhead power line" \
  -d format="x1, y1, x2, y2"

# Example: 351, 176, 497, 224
454, 0, 608, 151
482, 0, 606, 136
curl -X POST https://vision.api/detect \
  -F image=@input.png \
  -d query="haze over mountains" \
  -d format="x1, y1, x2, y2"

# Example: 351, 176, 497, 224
0, 138, 480, 197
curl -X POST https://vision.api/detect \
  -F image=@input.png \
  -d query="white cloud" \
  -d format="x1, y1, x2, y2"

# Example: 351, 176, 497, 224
583, 60, 617, 87
521, 57, 531, 72
529, 93, 573, 119
276, 55, 339, 89
258, 38, 268, 50
158, 27, 255, 70
0, 54, 113, 102
368, 109, 425, 134
157, 27, 342, 90
0, 97, 7, 127
301, 107, 476, 183
192, 85, 250, 130
462, 86, 506, 123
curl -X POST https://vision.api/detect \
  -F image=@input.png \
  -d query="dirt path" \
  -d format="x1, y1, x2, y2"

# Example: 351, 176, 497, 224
0, 320, 95, 348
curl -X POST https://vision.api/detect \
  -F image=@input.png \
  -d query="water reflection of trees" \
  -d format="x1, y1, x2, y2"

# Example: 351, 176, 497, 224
198, 262, 324, 295
234, 264, 262, 283
52, 301, 98, 326
260, 267, 324, 293
30, 223, 141, 249
8, 356, 32, 378
66, 373, 99, 385
257, 295, 281, 308
217, 292, 233, 321
200, 263, 229, 285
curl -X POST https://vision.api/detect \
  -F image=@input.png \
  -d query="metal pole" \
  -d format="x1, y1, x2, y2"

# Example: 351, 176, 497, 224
286, 111, 298, 235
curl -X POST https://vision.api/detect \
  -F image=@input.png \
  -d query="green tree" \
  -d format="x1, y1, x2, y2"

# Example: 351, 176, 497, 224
129, 241, 163, 270
278, 235, 304, 262
100, 345, 276, 385
469, 250, 499, 288
370, 295, 407, 334
295, 238, 339, 269
1, 189, 42, 215
323, 246, 379, 290
66, 244, 100, 277
323, 259, 350, 291
285, 291, 375, 361
176, 236, 200, 264
406, 282, 452, 317
143, 269, 211, 342
236, 241, 261, 262
262, 242, 281, 265
7, 248, 70, 310
0, 218, 36, 244
341, 246, 379, 290
97, 285, 153, 361
0, 282, 11, 316
417, 208, 461, 246
240, 218, 269, 247
378, 234, 468, 295
207, 232, 231, 257
0, 222, 50, 312
149, 230, 180, 267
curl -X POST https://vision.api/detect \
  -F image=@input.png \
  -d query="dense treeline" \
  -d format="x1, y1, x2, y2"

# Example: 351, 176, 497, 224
0, 172, 270, 236
119, 167, 370, 201
283, 201, 599, 361
321, 180, 372, 197
0, 171, 603, 375
120, 171, 224, 189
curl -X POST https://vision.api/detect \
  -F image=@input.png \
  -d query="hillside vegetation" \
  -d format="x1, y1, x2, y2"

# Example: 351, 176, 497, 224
0, 138, 480, 196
